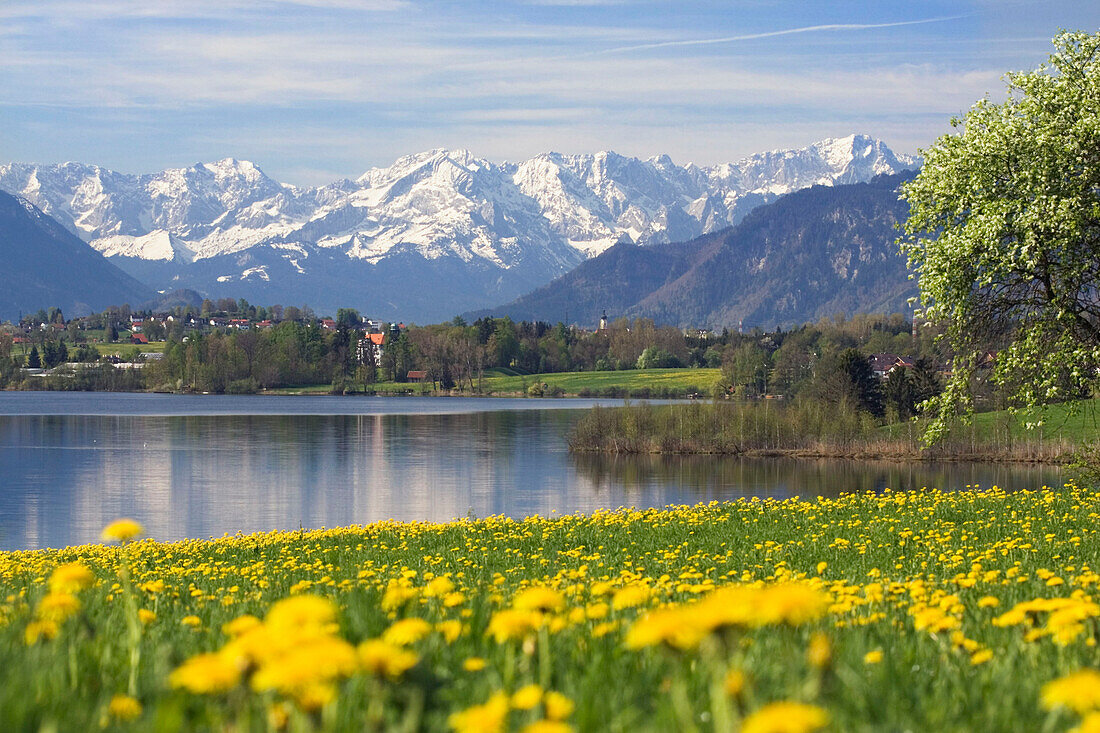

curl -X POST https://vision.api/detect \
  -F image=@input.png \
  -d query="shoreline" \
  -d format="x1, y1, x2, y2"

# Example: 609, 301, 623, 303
570, 444, 1077, 465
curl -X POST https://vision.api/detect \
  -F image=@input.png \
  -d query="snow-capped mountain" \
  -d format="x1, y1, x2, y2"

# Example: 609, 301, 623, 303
0, 134, 918, 322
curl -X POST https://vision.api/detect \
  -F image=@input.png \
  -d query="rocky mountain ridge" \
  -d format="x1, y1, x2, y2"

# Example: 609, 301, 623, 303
469, 172, 918, 330
0, 135, 918, 321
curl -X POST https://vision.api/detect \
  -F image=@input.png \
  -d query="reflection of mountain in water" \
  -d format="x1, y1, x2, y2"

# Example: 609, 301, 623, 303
0, 408, 1066, 551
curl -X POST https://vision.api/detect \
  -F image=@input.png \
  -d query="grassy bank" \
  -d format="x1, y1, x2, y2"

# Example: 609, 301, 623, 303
569, 400, 1089, 463
477, 368, 719, 397
96, 341, 168, 357
263, 368, 721, 398
3, 487, 1100, 731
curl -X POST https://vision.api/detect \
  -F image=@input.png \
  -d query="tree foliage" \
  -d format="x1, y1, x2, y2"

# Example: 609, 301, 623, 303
900, 31, 1100, 440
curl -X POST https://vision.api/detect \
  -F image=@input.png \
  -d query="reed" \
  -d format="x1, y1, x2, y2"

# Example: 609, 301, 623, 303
568, 400, 1081, 463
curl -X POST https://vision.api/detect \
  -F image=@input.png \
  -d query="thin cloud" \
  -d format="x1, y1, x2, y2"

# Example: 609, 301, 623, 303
594, 16, 970, 55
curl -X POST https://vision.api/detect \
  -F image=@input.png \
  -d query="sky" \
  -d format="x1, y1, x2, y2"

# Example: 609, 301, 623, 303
1, 1, 1098, 186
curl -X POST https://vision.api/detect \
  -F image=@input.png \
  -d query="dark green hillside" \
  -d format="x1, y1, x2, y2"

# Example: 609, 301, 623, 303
472, 172, 917, 330
633, 172, 917, 328
0, 192, 153, 320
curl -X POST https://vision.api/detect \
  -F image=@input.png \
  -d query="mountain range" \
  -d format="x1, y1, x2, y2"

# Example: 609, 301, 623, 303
0, 135, 918, 323
0, 191, 152, 321
468, 172, 918, 330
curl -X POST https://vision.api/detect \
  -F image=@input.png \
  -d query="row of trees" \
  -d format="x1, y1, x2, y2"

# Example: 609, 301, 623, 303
4, 306, 948, 406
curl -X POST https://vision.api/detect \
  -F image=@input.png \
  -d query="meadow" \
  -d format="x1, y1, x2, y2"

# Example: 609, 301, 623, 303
3, 486, 1100, 731
265, 368, 722, 398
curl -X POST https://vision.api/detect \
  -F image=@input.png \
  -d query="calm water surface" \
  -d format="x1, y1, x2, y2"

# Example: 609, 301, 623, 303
0, 393, 1065, 550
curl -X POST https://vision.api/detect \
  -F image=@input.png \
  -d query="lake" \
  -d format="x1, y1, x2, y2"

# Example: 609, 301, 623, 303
0, 392, 1066, 551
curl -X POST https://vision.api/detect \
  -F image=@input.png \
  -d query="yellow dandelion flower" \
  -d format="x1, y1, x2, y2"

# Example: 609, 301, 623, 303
48, 563, 94, 594
138, 609, 157, 625
101, 518, 143, 543
383, 617, 432, 646
624, 608, 707, 650
36, 592, 81, 623
381, 583, 419, 611
864, 649, 883, 665
24, 619, 59, 645
448, 691, 510, 733
611, 584, 651, 610
463, 656, 488, 672
487, 608, 542, 643
437, 619, 463, 643
357, 639, 419, 678
1042, 669, 1100, 715
169, 652, 242, 693
513, 587, 565, 613
807, 633, 832, 669
108, 694, 142, 721
970, 649, 993, 665
724, 669, 746, 696
222, 614, 261, 637
1073, 711, 1100, 733
586, 602, 609, 620
292, 681, 336, 712
425, 576, 456, 597
139, 579, 166, 595
741, 702, 829, 733
265, 595, 337, 630
543, 691, 574, 721
978, 596, 1000, 609
512, 683, 543, 710
181, 615, 202, 628
251, 637, 358, 694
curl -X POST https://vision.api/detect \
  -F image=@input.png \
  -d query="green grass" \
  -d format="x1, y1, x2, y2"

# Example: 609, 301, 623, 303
95, 341, 167, 357
260, 384, 343, 395
260, 368, 720, 398
878, 398, 1100, 451
479, 368, 720, 396
966, 399, 1100, 443
8, 339, 165, 359
2, 487, 1099, 731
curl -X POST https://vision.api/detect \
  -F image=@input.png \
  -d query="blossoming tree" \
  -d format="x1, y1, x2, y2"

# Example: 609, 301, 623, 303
900, 30, 1100, 440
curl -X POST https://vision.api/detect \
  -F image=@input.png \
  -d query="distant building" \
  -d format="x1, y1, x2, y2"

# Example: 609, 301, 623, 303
130, 333, 149, 345
406, 370, 427, 383
868, 353, 914, 379
598, 310, 608, 331
357, 332, 386, 366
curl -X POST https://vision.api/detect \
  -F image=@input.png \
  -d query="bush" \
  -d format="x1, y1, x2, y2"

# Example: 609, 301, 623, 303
226, 377, 259, 394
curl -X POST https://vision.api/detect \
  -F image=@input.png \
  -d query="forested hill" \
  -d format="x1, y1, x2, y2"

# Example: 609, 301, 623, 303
468, 172, 918, 330
0, 192, 153, 321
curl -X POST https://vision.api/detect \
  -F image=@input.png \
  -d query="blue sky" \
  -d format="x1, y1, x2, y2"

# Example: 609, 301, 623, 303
1, 1, 1097, 185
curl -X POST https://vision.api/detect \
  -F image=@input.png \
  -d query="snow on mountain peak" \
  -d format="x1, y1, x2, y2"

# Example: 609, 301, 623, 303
0, 136, 919, 300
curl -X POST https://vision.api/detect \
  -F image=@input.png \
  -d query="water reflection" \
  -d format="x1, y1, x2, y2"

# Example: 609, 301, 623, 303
572, 453, 1067, 500
0, 407, 1066, 551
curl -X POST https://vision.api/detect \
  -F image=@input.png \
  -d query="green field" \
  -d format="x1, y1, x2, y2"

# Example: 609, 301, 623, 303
878, 398, 1100, 449
96, 341, 168, 357
9, 339, 165, 360
3, 487, 1100, 731
967, 399, 1100, 443
479, 367, 720, 396
261, 368, 721, 397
